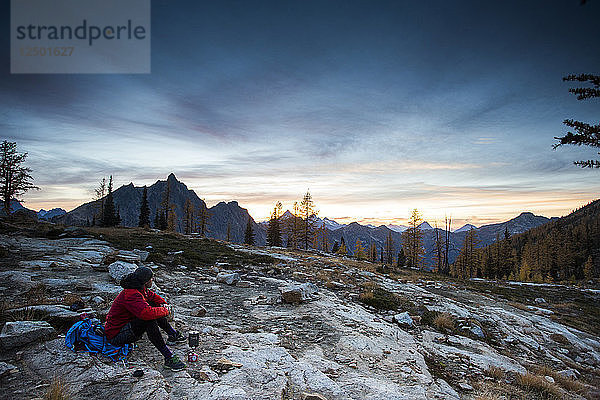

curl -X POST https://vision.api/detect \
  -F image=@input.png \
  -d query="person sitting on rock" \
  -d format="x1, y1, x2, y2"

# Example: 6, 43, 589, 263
104, 266, 187, 371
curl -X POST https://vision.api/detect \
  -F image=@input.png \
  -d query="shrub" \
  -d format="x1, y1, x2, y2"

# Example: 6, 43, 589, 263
62, 293, 83, 307
358, 285, 410, 311
549, 333, 570, 345
535, 365, 588, 397
433, 312, 455, 332
485, 366, 505, 381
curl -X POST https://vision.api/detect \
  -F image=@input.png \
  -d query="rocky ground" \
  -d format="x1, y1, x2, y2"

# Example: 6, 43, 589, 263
0, 227, 599, 400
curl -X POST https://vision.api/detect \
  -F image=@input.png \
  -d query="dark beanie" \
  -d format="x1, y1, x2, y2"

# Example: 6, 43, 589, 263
120, 266, 154, 289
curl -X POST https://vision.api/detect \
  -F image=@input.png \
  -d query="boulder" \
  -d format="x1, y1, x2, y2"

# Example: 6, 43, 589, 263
216, 272, 241, 285
195, 305, 207, 317
279, 283, 318, 304
534, 297, 546, 304
393, 312, 413, 328
0, 321, 55, 349
108, 261, 138, 283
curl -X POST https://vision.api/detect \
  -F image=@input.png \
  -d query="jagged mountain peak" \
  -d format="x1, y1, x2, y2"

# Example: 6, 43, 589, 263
454, 223, 478, 233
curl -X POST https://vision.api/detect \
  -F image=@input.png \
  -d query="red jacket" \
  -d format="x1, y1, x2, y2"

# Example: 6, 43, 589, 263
104, 287, 168, 339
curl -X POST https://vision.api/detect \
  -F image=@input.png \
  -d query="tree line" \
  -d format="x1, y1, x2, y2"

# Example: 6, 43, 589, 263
449, 200, 600, 282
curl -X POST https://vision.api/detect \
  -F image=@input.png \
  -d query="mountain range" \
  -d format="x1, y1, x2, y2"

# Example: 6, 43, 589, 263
24, 173, 554, 266
53, 174, 265, 245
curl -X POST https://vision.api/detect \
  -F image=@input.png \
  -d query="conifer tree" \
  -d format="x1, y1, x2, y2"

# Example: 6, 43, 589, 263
442, 216, 452, 275
554, 74, 600, 168
196, 205, 210, 237
337, 236, 347, 255
452, 228, 480, 278
584, 255, 595, 280
153, 210, 160, 229
166, 204, 177, 231
433, 222, 444, 273
101, 176, 119, 227
384, 231, 394, 265
397, 248, 406, 269
312, 224, 329, 251
0, 141, 38, 215
94, 177, 107, 226
138, 186, 150, 227
158, 181, 171, 230
267, 201, 283, 246
300, 191, 317, 249
285, 203, 300, 249
369, 242, 378, 262
183, 198, 194, 234
402, 209, 425, 269
331, 240, 340, 253
244, 217, 255, 245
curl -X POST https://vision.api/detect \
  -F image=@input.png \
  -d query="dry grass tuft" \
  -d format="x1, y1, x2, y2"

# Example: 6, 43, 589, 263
535, 365, 588, 397
44, 376, 70, 400
516, 372, 564, 399
485, 366, 506, 381
433, 312, 455, 332
62, 293, 82, 307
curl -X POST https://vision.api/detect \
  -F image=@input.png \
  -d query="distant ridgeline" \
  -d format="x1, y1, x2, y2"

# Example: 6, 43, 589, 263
453, 200, 600, 282
52, 174, 563, 273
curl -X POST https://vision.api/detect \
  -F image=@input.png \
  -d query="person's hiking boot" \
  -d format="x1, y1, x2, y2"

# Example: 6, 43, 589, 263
164, 355, 186, 371
167, 331, 186, 345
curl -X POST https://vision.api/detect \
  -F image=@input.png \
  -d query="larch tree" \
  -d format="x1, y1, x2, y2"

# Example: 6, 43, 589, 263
166, 204, 177, 231
354, 239, 367, 260
402, 209, 425, 269
138, 186, 150, 227
196, 205, 210, 237
453, 228, 480, 279
285, 202, 300, 249
554, 74, 600, 168
337, 236, 347, 256
0, 141, 38, 215
299, 191, 318, 249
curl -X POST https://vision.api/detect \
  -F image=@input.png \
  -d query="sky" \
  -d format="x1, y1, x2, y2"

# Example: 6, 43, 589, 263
1, 0, 599, 228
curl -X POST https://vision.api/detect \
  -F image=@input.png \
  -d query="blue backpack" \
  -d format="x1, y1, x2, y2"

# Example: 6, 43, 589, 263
65, 318, 130, 362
